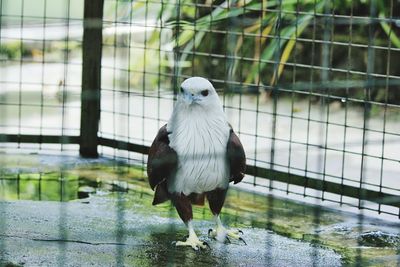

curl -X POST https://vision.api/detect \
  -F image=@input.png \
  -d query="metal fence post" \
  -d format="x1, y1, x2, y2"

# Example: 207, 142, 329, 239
79, 0, 104, 158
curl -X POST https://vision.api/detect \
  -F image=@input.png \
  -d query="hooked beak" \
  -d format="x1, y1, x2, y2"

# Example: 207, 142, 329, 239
181, 91, 199, 105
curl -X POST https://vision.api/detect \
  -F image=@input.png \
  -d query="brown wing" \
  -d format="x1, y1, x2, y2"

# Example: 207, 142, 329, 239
147, 124, 177, 205
227, 128, 246, 184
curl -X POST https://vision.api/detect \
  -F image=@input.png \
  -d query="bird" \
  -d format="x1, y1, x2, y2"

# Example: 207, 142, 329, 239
147, 76, 246, 250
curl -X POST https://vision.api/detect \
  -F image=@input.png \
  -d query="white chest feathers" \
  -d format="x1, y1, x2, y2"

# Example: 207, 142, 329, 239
167, 106, 231, 195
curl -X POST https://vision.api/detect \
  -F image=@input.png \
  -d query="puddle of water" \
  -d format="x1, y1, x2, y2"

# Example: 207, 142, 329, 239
0, 172, 132, 202
0, 176, 78, 202
0, 152, 140, 202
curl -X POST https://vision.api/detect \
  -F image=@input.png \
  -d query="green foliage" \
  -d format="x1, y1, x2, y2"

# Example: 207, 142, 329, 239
102, 0, 400, 103
168, 0, 399, 87
379, 14, 400, 48
169, 0, 328, 84
0, 41, 29, 60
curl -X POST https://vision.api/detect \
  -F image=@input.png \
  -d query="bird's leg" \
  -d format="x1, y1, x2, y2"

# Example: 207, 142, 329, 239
171, 193, 208, 250
208, 215, 245, 244
175, 220, 208, 250
206, 188, 246, 244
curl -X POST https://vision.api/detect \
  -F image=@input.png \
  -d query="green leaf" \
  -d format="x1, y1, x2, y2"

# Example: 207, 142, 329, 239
270, 14, 314, 85
379, 13, 400, 48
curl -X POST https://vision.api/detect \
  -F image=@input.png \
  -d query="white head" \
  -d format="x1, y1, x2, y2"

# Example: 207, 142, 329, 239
178, 77, 221, 109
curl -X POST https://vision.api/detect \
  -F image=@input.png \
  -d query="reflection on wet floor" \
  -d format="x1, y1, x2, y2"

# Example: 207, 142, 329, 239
0, 173, 80, 201
0, 172, 128, 202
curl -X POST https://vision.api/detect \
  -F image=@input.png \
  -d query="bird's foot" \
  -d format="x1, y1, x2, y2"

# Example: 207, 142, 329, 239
173, 235, 209, 251
208, 227, 246, 245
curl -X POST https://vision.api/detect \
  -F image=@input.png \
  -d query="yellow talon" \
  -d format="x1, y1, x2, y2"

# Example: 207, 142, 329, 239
175, 221, 208, 250
175, 237, 207, 250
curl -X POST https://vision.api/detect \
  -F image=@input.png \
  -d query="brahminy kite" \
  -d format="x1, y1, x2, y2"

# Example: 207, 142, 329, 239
147, 76, 246, 250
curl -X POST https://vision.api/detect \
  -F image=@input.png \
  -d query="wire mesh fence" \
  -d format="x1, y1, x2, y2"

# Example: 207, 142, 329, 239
1, 0, 399, 216
0, 0, 82, 154
0, 0, 399, 254
96, 0, 400, 218
1, 0, 400, 265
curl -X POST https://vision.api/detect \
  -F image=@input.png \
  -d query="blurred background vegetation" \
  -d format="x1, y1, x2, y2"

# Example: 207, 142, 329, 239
1, 0, 399, 105
103, 0, 400, 107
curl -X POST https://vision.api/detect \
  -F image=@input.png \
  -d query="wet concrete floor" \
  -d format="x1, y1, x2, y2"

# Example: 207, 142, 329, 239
0, 153, 399, 266
0, 195, 341, 267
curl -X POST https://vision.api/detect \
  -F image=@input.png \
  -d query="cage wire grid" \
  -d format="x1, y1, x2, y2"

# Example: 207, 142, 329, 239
0, 0, 400, 264
96, 0, 400, 217
0, 0, 82, 153
3, 1, 398, 216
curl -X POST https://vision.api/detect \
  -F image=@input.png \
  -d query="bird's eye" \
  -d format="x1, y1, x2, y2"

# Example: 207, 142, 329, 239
201, 90, 209, 97
180, 87, 184, 93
